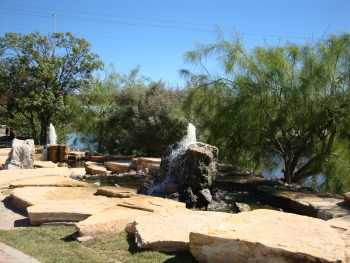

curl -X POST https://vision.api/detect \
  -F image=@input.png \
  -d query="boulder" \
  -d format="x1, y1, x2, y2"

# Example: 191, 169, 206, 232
96, 186, 136, 198
160, 142, 218, 193
47, 144, 70, 162
126, 210, 232, 252
344, 192, 350, 206
0, 167, 71, 190
75, 206, 151, 237
190, 209, 346, 263
4, 139, 35, 169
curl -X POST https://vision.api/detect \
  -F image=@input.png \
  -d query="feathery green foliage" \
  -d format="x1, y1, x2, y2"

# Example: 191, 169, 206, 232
0, 31, 103, 144
182, 31, 350, 192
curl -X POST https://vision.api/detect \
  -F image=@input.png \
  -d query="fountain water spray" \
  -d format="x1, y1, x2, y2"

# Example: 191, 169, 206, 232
148, 123, 197, 196
49, 123, 57, 145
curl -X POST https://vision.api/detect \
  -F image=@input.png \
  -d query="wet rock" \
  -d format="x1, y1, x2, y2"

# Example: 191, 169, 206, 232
231, 202, 251, 213
183, 187, 198, 209
198, 189, 212, 208
160, 142, 218, 192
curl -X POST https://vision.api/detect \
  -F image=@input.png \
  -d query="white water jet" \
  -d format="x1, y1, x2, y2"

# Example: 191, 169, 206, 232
148, 123, 197, 196
49, 123, 57, 145
181, 123, 197, 148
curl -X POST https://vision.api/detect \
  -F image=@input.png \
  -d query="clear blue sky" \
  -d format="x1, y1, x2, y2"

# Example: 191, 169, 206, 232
0, 0, 349, 86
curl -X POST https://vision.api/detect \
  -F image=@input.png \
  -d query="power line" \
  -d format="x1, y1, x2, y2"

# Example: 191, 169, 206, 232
0, 9, 313, 42
0, 2, 312, 36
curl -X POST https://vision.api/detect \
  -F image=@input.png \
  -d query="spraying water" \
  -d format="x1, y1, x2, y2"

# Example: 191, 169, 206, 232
148, 123, 197, 196
49, 123, 57, 145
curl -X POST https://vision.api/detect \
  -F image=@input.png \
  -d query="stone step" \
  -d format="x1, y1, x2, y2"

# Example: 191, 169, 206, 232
254, 186, 350, 220
9, 175, 87, 189
190, 209, 346, 263
96, 186, 136, 198
126, 209, 232, 252
0, 167, 71, 190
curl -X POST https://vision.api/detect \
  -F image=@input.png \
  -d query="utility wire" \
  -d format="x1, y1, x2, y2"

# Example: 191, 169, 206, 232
0, 9, 312, 41
0, 2, 311, 36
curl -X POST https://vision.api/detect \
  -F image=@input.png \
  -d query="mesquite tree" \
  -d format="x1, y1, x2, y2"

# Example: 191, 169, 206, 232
181, 32, 350, 192
0, 31, 103, 144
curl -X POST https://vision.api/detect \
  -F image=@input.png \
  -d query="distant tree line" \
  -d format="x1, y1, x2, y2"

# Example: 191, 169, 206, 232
1, 30, 350, 194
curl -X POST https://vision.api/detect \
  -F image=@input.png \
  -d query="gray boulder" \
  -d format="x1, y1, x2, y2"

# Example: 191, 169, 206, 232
4, 139, 35, 169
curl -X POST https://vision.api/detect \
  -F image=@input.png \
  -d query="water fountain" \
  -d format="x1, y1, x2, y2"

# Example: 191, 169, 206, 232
147, 123, 219, 208
49, 123, 57, 145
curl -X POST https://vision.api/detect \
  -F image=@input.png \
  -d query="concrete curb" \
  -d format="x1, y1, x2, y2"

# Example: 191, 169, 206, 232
0, 242, 41, 263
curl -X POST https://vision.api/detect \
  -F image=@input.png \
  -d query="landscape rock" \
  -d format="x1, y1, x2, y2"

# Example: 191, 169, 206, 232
254, 186, 350, 219
9, 175, 87, 189
10, 186, 97, 210
27, 197, 120, 225
4, 139, 35, 169
344, 192, 350, 206
190, 209, 346, 263
0, 167, 71, 190
96, 186, 136, 198
231, 202, 251, 213
75, 206, 151, 237
47, 144, 70, 162
33, 161, 57, 168
118, 194, 186, 213
126, 209, 232, 252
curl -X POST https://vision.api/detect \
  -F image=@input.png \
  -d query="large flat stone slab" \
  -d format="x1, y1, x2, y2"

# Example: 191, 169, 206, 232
28, 197, 120, 225
254, 186, 350, 219
96, 186, 136, 198
33, 161, 57, 168
75, 206, 151, 237
0, 167, 70, 190
11, 186, 97, 210
214, 175, 277, 191
9, 175, 87, 189
126, 210, 232, 252
328, 215, 350, 233
118, 195, 186, 213
190, 209, 346, 263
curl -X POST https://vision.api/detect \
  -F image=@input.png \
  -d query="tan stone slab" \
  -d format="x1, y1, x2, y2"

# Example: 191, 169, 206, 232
85, 165, 111, 175
28, 197, 120, 225
126, 210, 232, 252
190, 209, 346, 263
0, 167, 70, 190
11, 186, 97, 210
33, 161, 57, 168
328, 215, 350, 233
255, 186, 350, 220
75, 206, 151, 237
341, 230, 350, 262
0, 148, 11, 156
9, 175, 87, 189
90, 155, 133, 162
97, 186, 136, 198
0, 156, 7, 165
105, 161, 132, 173
118, 195, 186, 213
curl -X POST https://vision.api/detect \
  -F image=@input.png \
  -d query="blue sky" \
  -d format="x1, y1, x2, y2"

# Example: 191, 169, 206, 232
0, 0, 349, 86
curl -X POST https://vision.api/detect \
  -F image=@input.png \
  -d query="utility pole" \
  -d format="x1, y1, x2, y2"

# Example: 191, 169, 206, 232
53, 14, 56, 33
52, 14, 56, 56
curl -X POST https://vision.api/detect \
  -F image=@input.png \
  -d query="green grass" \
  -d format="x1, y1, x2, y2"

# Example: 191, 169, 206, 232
0, 226, 193, 263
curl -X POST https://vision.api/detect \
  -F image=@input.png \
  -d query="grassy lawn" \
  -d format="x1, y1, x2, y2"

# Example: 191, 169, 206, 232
0, 226, 193, 263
